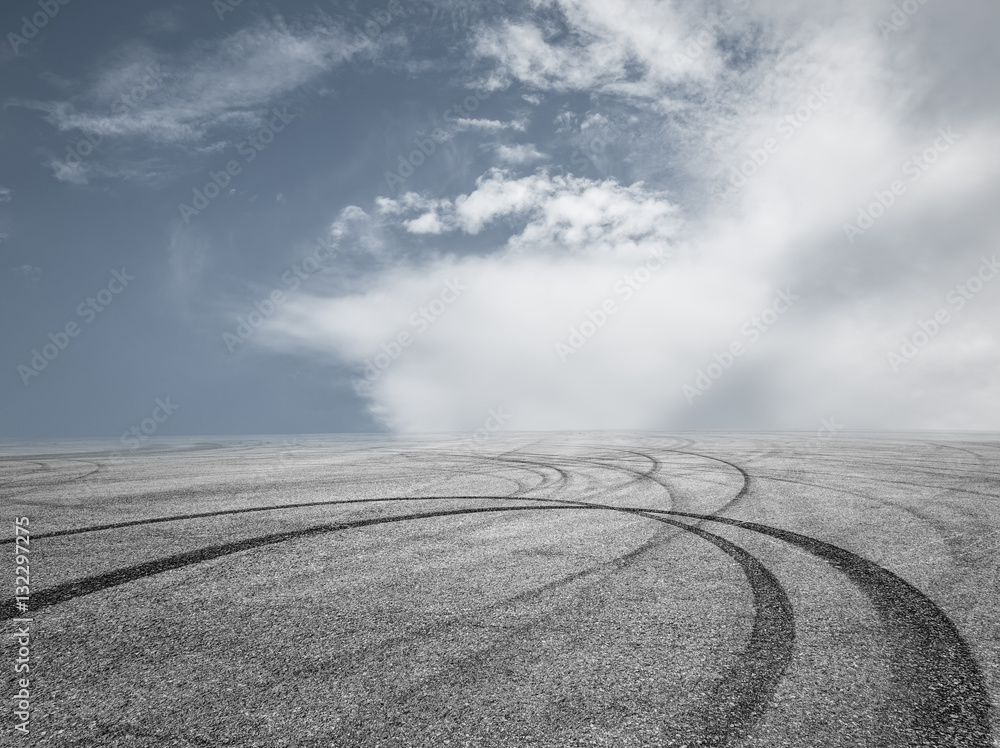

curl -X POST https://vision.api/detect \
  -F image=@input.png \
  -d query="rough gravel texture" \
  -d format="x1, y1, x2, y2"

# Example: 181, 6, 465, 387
1, 432, 998, 747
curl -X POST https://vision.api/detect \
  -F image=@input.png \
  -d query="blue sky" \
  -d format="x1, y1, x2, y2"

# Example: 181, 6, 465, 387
1, 0, 998, 439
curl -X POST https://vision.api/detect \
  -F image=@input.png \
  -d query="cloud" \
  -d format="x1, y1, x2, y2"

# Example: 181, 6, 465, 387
472, 0, 717, 99
33, 17, 362, 144
382, 169, 678, 252
493, 143, 548, 165
259, 170, 697, 429
46, 152, 180, 186
404, 212, 447, 235
258, 237, 787, 432
452, 116, 528, 132
263, 0, 1000, 431
13, 15, 367, 183
0, 186, 11, 202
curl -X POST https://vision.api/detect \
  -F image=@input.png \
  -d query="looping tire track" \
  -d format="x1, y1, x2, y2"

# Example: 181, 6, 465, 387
0, 445, 723, 544
2, 499, 795, 748
2, 459, 103, 503
564, 444, 994, 745
665, 448, 752, 515
482, 437, 994, 748
5, 446, 994, 747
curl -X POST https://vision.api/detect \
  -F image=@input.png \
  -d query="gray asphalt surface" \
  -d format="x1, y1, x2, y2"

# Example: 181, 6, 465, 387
1, 432, 998, 747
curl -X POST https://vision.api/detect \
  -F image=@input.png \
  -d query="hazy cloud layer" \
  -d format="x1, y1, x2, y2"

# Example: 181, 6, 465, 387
257, 0, 1000, 431
3, 0, 997, 438
10, 16, 366, 184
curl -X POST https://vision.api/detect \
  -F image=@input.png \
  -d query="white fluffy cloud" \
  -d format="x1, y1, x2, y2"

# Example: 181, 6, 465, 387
377, 170, 678, 252
493, 143, 548, 165
474, 0, 712, 97
258, 0, 1000, 431
452, 116, 528, 132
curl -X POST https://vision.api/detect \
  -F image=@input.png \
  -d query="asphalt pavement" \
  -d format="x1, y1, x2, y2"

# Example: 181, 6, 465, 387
2, 432, 998, 747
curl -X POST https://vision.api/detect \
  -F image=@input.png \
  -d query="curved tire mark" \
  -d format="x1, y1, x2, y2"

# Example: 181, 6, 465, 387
0, 495, 528, 544
647, 509, 995, 748
667, 449, 752, 514
636, 511, 794, 747
1, 501, 796, 748
0, 505, 592, 622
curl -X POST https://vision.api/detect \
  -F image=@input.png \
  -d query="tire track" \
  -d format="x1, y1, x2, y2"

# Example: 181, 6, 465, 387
774, 450, 1000, 483
1, 459, 102, 502
488, 440, 993, 745
14, 442, 991, 743
391, 453, 531, 494
430, 449, 575, 497
536, 445, 749, 519
0, 495, 529, 544
927, 441, 993, 471
20, 460, 989, 741
366, 507, 793, 748
636, 510, 794, 746
0, 500, 795, 748
753, 472, 955, 538
647, 509, 995, 748
0, 505, 587, 622
412, 450, 560, 496
504, 448, 662, 502
758, 465, 1000, 501
659, 447, 752, 516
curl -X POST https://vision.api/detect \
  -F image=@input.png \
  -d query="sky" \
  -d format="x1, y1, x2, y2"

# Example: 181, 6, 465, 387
1, 0, 998, 440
